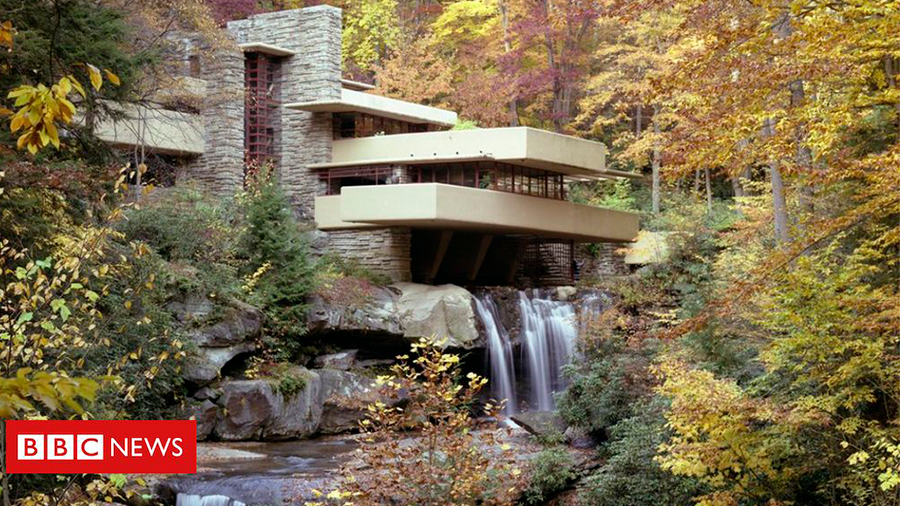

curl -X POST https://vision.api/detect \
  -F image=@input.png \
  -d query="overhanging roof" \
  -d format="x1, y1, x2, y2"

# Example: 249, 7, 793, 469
285, 88, 458, 127
239, 42, 295, 56
314, 127, 640, 179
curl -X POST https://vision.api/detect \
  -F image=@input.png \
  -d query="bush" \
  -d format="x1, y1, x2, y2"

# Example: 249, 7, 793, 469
522, 446, 576, 505
268, 364, 308, 399
118, 186, 240, 300
578, 401, 704, 506
238, 165, 316, 359
87, 243, 187, 419
557, 313, 654, 435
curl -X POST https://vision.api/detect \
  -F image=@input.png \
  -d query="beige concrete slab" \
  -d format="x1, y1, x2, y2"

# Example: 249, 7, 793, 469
319, 127, 638, 179
92, 103, 205, 155
317, 183, 639, 243
239, 42, 296, 56
314, 195, 381, 229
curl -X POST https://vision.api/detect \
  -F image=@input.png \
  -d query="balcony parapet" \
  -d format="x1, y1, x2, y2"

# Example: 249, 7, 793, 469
315, 183, 639, 243
313, 127, 639, 179
91, 102, 205, 155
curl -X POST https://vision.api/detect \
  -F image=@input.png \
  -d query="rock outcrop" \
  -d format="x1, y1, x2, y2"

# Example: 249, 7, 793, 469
182, 300, 262, 386
307, 282, 482, 349
201, 368, 403, 441
214, 367, 323, 441
394, 283, 480, 348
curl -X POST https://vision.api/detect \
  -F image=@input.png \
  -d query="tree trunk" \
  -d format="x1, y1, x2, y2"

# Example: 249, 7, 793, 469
635, 103, 642, 135
731, 176, 744, 198
651, 107, 661, 215
499, 0, 519, 127
705, 168, 713, 212
770, 163, 790, 245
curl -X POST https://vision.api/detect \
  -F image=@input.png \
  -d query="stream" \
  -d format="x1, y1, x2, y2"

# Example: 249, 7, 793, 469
162, 438, 357, 506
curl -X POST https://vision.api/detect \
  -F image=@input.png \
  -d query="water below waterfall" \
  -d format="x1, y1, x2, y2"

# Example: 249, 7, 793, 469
475, 289, 606, 414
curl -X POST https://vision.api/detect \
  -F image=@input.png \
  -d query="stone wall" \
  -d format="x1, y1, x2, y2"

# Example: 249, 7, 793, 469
576, 243, 629, 279
325, 227, 412, 282
179, 47, 244, 195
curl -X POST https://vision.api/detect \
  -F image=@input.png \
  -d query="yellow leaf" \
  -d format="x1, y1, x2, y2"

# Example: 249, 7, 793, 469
68, 76, 86, 97
104, 69, 121, 86
87, 64, 103, 91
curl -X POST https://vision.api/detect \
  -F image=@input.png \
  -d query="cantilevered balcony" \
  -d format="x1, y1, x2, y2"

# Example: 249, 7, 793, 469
315, 183, 639, 243
285, 88, 458, 128
313, 127, 637, 179
92, 103, 205, 155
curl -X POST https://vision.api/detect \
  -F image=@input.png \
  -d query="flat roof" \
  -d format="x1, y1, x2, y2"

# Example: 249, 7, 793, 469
314, 127, 640, 179
341, 79, 375, 91
238, 42, 295, 57
285, 88, 458, 127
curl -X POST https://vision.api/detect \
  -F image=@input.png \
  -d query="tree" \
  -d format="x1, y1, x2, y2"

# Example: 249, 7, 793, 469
374, 36, 453, 107
340, 0, 401, 76
503, 0, 600, 132
573, 9, 685, 213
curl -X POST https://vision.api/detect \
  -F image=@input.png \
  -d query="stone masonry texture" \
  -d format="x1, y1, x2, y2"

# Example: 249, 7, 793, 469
325, 228, 412, 282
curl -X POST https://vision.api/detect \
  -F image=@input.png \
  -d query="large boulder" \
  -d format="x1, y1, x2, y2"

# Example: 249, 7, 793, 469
317, 369, 406, 434
183, 342, 255, 385
213, 368, 324, 441
307, 286, 403, 335
394, 283, 480, 348
511, 411, 567, 439
186, 400, 218, 441
314, 350, 358, 371
183, 300, 263, 386
307, 282, 481, 349
187, 301, 263, 347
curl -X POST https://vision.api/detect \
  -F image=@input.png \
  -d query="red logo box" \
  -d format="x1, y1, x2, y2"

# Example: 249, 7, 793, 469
5, 420, 196, 474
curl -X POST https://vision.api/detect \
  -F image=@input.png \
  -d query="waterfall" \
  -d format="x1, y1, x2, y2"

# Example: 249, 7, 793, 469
518, 291, 577, 411
475, 289, 587, 414
473, 295, 517, 415
176, 495, 245, 506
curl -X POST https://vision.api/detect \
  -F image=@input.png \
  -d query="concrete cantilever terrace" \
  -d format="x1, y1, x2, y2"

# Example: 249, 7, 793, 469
313, 126, 638, 179
315, 183, 639, 243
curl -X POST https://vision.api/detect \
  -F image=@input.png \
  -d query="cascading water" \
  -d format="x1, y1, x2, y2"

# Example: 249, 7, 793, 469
473, 295, 517, 415
476, 289, 593, 414
176, 495, 245, 506
518, 291, 577, 411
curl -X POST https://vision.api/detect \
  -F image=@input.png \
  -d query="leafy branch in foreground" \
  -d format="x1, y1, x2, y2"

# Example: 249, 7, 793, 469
307, 337, 524, 506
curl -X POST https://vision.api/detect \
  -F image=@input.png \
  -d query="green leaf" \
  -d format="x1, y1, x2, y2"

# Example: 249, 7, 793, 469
16, 312, 33, 325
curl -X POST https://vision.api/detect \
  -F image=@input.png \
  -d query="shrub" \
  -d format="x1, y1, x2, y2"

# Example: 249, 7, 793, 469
522, 446, 576, 505
118, 186, 240, 300
238, 165, 315, 359
557, 312, 654, 435
578, 401, 705, 506
308, 338, 524, 506
266, 364, 309, 398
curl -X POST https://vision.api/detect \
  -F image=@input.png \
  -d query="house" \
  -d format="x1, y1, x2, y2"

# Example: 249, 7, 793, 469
94, 6, 640, 286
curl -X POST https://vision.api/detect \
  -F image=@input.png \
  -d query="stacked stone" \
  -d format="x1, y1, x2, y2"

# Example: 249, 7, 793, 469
325, 228, 412, 282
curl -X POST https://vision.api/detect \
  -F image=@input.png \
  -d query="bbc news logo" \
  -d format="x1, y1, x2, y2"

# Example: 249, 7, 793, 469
5, 420, 196, 474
